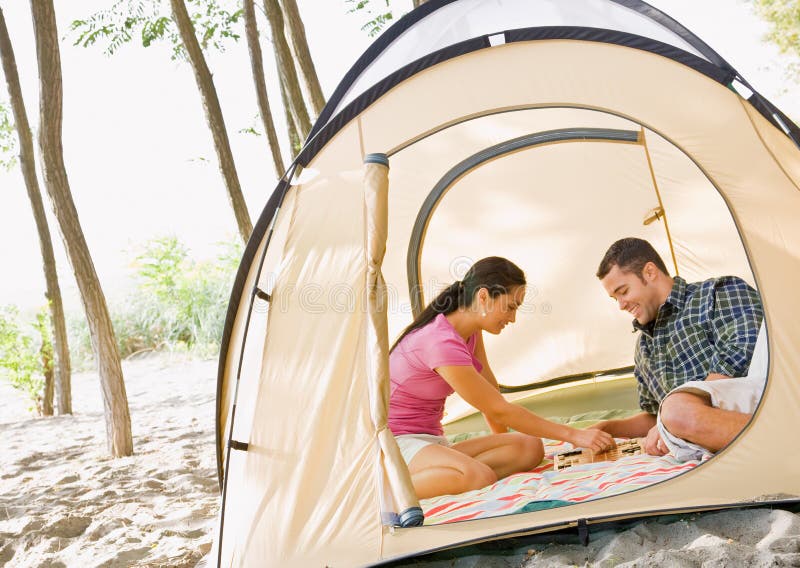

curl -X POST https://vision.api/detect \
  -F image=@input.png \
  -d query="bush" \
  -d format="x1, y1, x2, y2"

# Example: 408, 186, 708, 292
68, 235, 242, 366
0, 305, 49, 413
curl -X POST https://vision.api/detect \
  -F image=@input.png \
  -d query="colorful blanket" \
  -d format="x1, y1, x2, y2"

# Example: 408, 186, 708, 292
422, 438, 702, 525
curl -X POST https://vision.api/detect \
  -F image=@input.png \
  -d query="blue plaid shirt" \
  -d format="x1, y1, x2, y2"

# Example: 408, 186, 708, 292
633, 276, 763, 414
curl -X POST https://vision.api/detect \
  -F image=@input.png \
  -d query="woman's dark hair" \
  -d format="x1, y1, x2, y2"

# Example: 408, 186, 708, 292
390, 257, 526, 352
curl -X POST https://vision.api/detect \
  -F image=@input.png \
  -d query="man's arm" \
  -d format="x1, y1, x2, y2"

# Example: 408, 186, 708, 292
589, 411, 655, 438
705, 372, 732, 382
473, 333, 508, 434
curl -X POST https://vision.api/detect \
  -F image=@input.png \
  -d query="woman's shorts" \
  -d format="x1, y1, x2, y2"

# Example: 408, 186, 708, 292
395, 433, 450, 466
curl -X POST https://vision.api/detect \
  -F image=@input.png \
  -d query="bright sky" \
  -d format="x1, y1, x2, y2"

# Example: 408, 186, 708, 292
0, 0, 797, 314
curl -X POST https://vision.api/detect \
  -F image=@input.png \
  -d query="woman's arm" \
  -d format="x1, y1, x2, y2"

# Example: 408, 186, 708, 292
473, 333, 509, 434
436, 364, 614, 452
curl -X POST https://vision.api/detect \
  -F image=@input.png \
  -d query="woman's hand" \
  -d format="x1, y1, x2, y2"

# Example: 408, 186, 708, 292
569, 428, 616, 453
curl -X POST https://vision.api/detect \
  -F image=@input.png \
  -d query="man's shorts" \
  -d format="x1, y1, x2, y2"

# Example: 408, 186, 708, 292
395, 433, 450, 466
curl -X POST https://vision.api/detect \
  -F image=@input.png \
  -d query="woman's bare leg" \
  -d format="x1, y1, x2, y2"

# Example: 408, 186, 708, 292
408, 444, 498, 499
452, 432, 544, 478
408, 433, 544, 499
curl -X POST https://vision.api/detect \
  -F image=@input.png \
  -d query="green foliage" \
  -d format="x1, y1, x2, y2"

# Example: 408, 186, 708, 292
0, 101, 18, 171
345, 0, 396, 37
68, 235, 242, 366
0, 306, 48, 413
70, 0, 243, 60
752, 0, 800, 81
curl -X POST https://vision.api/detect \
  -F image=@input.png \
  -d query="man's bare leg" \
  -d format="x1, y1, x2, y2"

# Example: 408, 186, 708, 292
660, 392, 751, 452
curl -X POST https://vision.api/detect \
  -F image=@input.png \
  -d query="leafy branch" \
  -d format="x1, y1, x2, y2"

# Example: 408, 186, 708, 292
0, 101, 18, 171
70, 0, 243, 60
345, 0, 396, 37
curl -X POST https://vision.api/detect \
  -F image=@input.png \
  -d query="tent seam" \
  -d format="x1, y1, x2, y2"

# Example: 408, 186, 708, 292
736, 97, 800, 195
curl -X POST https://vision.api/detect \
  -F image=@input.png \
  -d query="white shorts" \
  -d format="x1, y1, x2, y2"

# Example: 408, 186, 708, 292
395, 434, 450, 466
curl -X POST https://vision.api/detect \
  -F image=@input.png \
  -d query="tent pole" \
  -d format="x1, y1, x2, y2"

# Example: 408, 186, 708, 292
363, 153, 424, 529
640, 128, 680, 277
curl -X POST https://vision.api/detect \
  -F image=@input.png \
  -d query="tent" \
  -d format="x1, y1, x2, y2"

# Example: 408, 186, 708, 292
213, 0, 800, 565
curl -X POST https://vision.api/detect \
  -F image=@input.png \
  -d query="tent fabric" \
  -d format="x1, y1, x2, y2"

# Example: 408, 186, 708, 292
214, 1, 800, 565
312, 0, 743, 138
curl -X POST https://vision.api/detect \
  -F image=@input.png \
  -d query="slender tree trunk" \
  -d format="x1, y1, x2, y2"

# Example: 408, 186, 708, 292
170, 0, 253, 244
413, 0, 426, 7
278, 0, 325, 117
243, 0, 284, 178
279, 75, 301, 154
263, 0, 311, 140
0, 6, 72, 415
29, 0, 133, 457
39, 334, 54, 416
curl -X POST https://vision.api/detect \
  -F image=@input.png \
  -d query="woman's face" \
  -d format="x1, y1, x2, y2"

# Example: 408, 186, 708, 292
480, 285, 526, 334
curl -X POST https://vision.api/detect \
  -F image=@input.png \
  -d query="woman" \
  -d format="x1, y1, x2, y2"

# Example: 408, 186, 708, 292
389, 257, 614, 499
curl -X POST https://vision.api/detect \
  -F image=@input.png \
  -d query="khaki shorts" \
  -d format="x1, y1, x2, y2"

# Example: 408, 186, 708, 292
395, 434, 450, 466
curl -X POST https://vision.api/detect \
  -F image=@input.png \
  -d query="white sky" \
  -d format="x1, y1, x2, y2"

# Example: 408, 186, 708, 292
0, 0, 798, 315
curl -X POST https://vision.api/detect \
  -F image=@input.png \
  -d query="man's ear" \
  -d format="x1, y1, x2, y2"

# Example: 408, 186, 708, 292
642, 261, 658, 282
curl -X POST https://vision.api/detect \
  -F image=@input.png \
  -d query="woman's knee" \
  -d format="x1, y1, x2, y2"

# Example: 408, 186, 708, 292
462, 460, 497, 491
509, 433, 544, 471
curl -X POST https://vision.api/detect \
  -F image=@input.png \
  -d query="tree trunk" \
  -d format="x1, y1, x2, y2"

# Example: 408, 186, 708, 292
0, 6, 72, 415
39, 333, 54, 416
263, 0, 311, 140
170, 0, 253, 244
279, 74, 301, 154
243, 0, 285, 178
29, 0, 133, 457
278, 0, 325, 117
413, 0, 426, 7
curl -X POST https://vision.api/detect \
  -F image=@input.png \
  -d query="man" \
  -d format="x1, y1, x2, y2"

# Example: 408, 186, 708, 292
591, 237, 763, 457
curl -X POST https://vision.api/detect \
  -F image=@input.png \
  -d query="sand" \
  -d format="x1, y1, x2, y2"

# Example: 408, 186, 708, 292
0, 354, 220, 567
3, 355, 800, 567
407, 508, 800, 567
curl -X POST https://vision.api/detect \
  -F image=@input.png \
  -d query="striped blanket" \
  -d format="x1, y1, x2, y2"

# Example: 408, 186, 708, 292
422, 438, 702, 525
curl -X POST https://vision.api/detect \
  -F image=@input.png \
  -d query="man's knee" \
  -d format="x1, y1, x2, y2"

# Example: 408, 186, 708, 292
660, 392, 708, 437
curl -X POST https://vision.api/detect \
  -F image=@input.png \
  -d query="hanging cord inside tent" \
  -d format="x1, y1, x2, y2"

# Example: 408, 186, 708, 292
216, 164, 297, 567
640, 128, 680, 277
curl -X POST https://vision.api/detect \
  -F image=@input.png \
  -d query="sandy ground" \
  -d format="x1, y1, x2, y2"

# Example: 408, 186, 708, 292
3, 355, 800, 567
0, 354, 220, 567
402, 507, 800, 567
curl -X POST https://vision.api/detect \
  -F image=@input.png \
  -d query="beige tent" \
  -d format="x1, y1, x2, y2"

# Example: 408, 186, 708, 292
213, 0, 800, 565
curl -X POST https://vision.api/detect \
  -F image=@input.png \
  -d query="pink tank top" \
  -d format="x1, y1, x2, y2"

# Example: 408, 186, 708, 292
388, 314, 483, 436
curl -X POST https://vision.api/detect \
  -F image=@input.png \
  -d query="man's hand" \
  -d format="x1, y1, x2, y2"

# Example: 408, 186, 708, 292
644, 425, 669, 456
586, 413, 656, 438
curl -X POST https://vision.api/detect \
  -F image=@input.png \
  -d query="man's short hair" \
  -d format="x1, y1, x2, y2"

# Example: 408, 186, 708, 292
596, 237, 670, 279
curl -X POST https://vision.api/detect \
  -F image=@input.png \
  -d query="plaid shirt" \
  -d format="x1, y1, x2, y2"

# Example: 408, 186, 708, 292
633, 276, 763, 414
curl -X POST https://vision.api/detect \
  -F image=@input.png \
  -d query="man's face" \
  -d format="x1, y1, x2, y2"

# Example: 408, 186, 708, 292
600, 263, 662, 325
